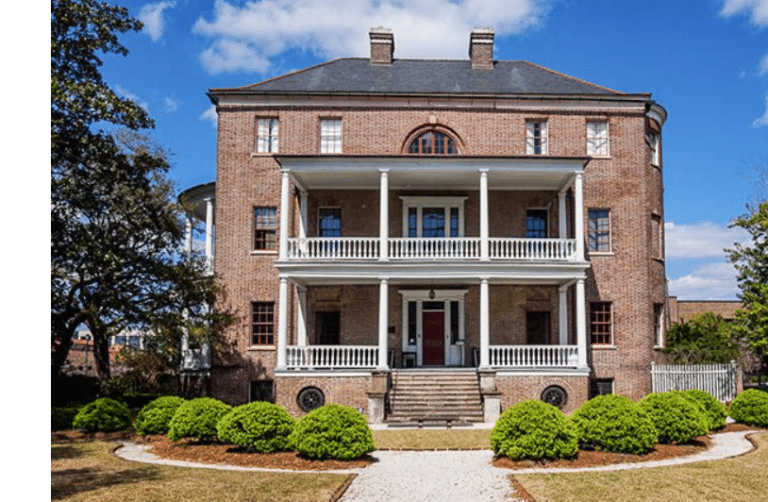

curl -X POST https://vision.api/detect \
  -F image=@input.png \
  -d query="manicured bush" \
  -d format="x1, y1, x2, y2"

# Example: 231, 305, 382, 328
678, 389, 727, 431
52, 405, 84, 431
134, 396, 186, 436
490, 400, 578, 460
571, 394, 657, 454
72, 398, 131, 432
289, 404, 375, 460
639, 392, 708, 444
167, 397, 231, 442
729, 389, 768, 427
217, 402, 296, 452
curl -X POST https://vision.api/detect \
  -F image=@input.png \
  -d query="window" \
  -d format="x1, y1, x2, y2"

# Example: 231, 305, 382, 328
590, 302, 612, 345
251, 302, 274, 345
256, 118, 278, 153
586, 121, 608, 156
253, 206, 277, 250
526, 120, 548, 155
526, 209, 548, 238
648, 131, 660, 166
588, 208, 611, 252
320, 119, 342, 153
590, 379, 614, 398
318, 208, 341, 237
651, 214, 662, 259
250, 380, 274, 402
408, 130, 458, 155
526, 311, 551, 345
654, 303, 665, 347
316, 311, 340, 345
401, 196, 466, 237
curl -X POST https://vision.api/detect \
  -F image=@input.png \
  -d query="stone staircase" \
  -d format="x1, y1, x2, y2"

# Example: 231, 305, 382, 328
387, 370, 484, 425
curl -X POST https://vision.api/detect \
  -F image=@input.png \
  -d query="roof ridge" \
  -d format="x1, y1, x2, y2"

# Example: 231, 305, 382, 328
519, 60, 625, 95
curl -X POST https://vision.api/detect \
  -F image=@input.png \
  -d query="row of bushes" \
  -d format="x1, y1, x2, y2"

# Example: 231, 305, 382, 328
67, 396, 375, 460
491, 388, 768, 460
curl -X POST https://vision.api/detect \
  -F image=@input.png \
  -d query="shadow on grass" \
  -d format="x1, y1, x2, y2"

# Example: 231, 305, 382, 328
51, 444, 83, 461
51, 466, 161, 500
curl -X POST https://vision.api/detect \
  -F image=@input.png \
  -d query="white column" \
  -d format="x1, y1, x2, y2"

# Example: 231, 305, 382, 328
480, 278, 490, 367
573, 173, 584, 259
184, 215, 193, 261
277, 277, 289, 369
379, 169, 389, 261
299, 191, 308, 240
559, 285, 568, 345
204, 197, 214, 272
279, 170, 290, 261
297, 286, 307, 346
378, 278, 389, 369
575, 278, 588, 368
479, 169, 489, 260
558, 190, 567, 239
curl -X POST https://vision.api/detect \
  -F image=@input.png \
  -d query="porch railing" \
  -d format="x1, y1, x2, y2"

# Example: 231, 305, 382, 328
489, 238, 577, 260
389, 237, 481, 259
286, 237, 578, 261
286, 345, 379, 369
489, 345, 579, 368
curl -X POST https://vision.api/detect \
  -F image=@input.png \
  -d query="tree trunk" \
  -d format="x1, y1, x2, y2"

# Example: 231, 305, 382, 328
86, 321, 112, 383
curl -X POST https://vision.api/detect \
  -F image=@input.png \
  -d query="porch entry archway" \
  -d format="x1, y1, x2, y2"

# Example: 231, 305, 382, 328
399, 289, 467, 367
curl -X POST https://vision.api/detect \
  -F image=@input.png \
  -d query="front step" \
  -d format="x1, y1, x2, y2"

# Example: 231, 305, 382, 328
388, 370, 484, 423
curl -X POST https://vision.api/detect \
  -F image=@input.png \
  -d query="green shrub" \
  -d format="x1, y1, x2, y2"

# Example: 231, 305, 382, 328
134, 396, 186, 435
639, 392, 708, 444
72, 398, 131, 432
490, 400, 578, 460
678, 390, 727, 431
52, 405, 84, 431
167, 397, 231, 442
571, 395, 657, 454
217, 402, 295, 452
289, 404, 374, 460
729, 389, 768, 427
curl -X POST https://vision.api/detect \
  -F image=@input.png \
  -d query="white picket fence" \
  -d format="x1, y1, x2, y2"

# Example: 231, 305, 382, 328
651, 361, 738, 402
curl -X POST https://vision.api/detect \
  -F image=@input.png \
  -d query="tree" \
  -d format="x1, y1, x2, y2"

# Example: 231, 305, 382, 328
663, 312, 740, 364
728, 200, 768, 366
51, 0, 231, 387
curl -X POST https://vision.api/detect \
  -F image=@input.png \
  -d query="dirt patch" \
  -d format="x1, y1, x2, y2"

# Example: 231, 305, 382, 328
493, 436, 712, 470
717, 422, 768, 433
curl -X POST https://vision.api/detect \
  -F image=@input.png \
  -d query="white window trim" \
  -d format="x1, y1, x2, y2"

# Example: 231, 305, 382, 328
319, 118, 342, 154
400, 196, 467, 238
586, 120, 609, 157
588, 207, 612, 254
526, 120, 549, 155
256, 118, 279, 154
648, 131, 660, 167
399, 289, 468, 367
654, 303, 666, 349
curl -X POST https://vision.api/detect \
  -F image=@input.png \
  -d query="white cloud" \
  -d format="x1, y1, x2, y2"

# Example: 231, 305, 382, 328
138, 1, 176, 42
753, 94, 768, 126
114, 84, 148, 111
163, 96, 180, 113
200, 105, 217, 127
192, 0, 553, 74
759, 52, 768, 75
665, 221, 751, 260
720, 0, 768, 26
668, 261, 740, 300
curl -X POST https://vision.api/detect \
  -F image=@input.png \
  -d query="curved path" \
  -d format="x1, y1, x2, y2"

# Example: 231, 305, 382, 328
114, 430, 760, 502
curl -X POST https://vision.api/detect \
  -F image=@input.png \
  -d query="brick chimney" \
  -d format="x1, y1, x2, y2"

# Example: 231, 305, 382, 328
469, 28, 494, 69
369, 27, 394, 65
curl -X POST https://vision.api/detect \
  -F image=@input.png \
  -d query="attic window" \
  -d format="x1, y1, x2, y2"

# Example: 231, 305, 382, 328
408, 130, 458, 155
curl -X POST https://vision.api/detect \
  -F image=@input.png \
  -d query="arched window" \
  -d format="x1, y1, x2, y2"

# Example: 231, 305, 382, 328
407, 130, 458, 155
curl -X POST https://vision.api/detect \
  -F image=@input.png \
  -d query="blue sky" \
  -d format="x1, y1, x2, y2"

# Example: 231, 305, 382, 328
88, 0, 767, 300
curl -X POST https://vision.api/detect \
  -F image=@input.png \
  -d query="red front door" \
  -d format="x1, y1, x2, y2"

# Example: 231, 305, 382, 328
422, 311, 445, 365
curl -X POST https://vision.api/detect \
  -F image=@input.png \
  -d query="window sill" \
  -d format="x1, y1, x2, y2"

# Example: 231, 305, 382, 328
591, 345, 617, 350
589, 252, 615, 257
652, 257, 664, 263
250, 250, 278, 256
250, 152, 278, 157
247, 346, 276, 351
588, 155, 611, 159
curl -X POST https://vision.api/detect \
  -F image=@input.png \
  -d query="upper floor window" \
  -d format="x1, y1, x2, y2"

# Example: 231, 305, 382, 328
408, 130, 458, 155
526, 209, 548, 238
588, 208, 611, 253
651, 213, 663, 259
401, 196, 466, 238
256, 118, 278, 153
590, 302, 612, 345
318, 208, 341, 237
251, 302, 275, 345
254, 206, 277, 251
320, 119, 342, 153
586, 121, 608, 156
526, 120, 548, 155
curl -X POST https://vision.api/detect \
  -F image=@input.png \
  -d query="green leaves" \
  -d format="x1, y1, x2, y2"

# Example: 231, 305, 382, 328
664, 313, 739, 365
490, 400, 578, 460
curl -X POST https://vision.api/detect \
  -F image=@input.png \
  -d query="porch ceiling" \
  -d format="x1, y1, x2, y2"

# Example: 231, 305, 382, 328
276, 155, 588, 191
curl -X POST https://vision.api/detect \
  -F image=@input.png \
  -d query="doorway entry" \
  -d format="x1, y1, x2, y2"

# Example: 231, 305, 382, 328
399, 289, 467, 367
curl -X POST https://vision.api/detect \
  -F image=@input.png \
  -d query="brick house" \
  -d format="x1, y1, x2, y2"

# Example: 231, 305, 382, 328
195, 28, 668, 423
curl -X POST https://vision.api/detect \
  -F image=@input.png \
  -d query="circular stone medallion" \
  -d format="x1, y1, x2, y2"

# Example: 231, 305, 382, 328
297, 386, 325, 412
541, 385, 568, 409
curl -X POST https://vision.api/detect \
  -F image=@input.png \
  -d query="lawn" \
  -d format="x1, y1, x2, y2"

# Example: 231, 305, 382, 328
372, 428, 491, 450
515, 432, 768, 502
51, 440, 353, 502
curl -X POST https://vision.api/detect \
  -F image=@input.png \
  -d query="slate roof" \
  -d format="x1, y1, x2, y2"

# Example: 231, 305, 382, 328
212, 58, 631, 97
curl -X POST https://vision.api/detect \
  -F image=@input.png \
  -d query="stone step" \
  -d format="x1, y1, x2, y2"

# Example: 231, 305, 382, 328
388, 370, 484, 423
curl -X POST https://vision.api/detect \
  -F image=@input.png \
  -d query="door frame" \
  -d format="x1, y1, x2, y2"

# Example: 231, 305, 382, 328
399, 289, 468, 367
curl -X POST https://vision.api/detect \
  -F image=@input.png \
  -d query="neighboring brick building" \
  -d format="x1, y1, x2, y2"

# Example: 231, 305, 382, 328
198, 28, 668, 422
667, 297, 742, 324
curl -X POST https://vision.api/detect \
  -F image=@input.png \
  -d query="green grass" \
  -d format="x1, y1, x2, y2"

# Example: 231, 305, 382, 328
51, 441, 352, 502
372, 428, 491, 450
515, 432, 768, 502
